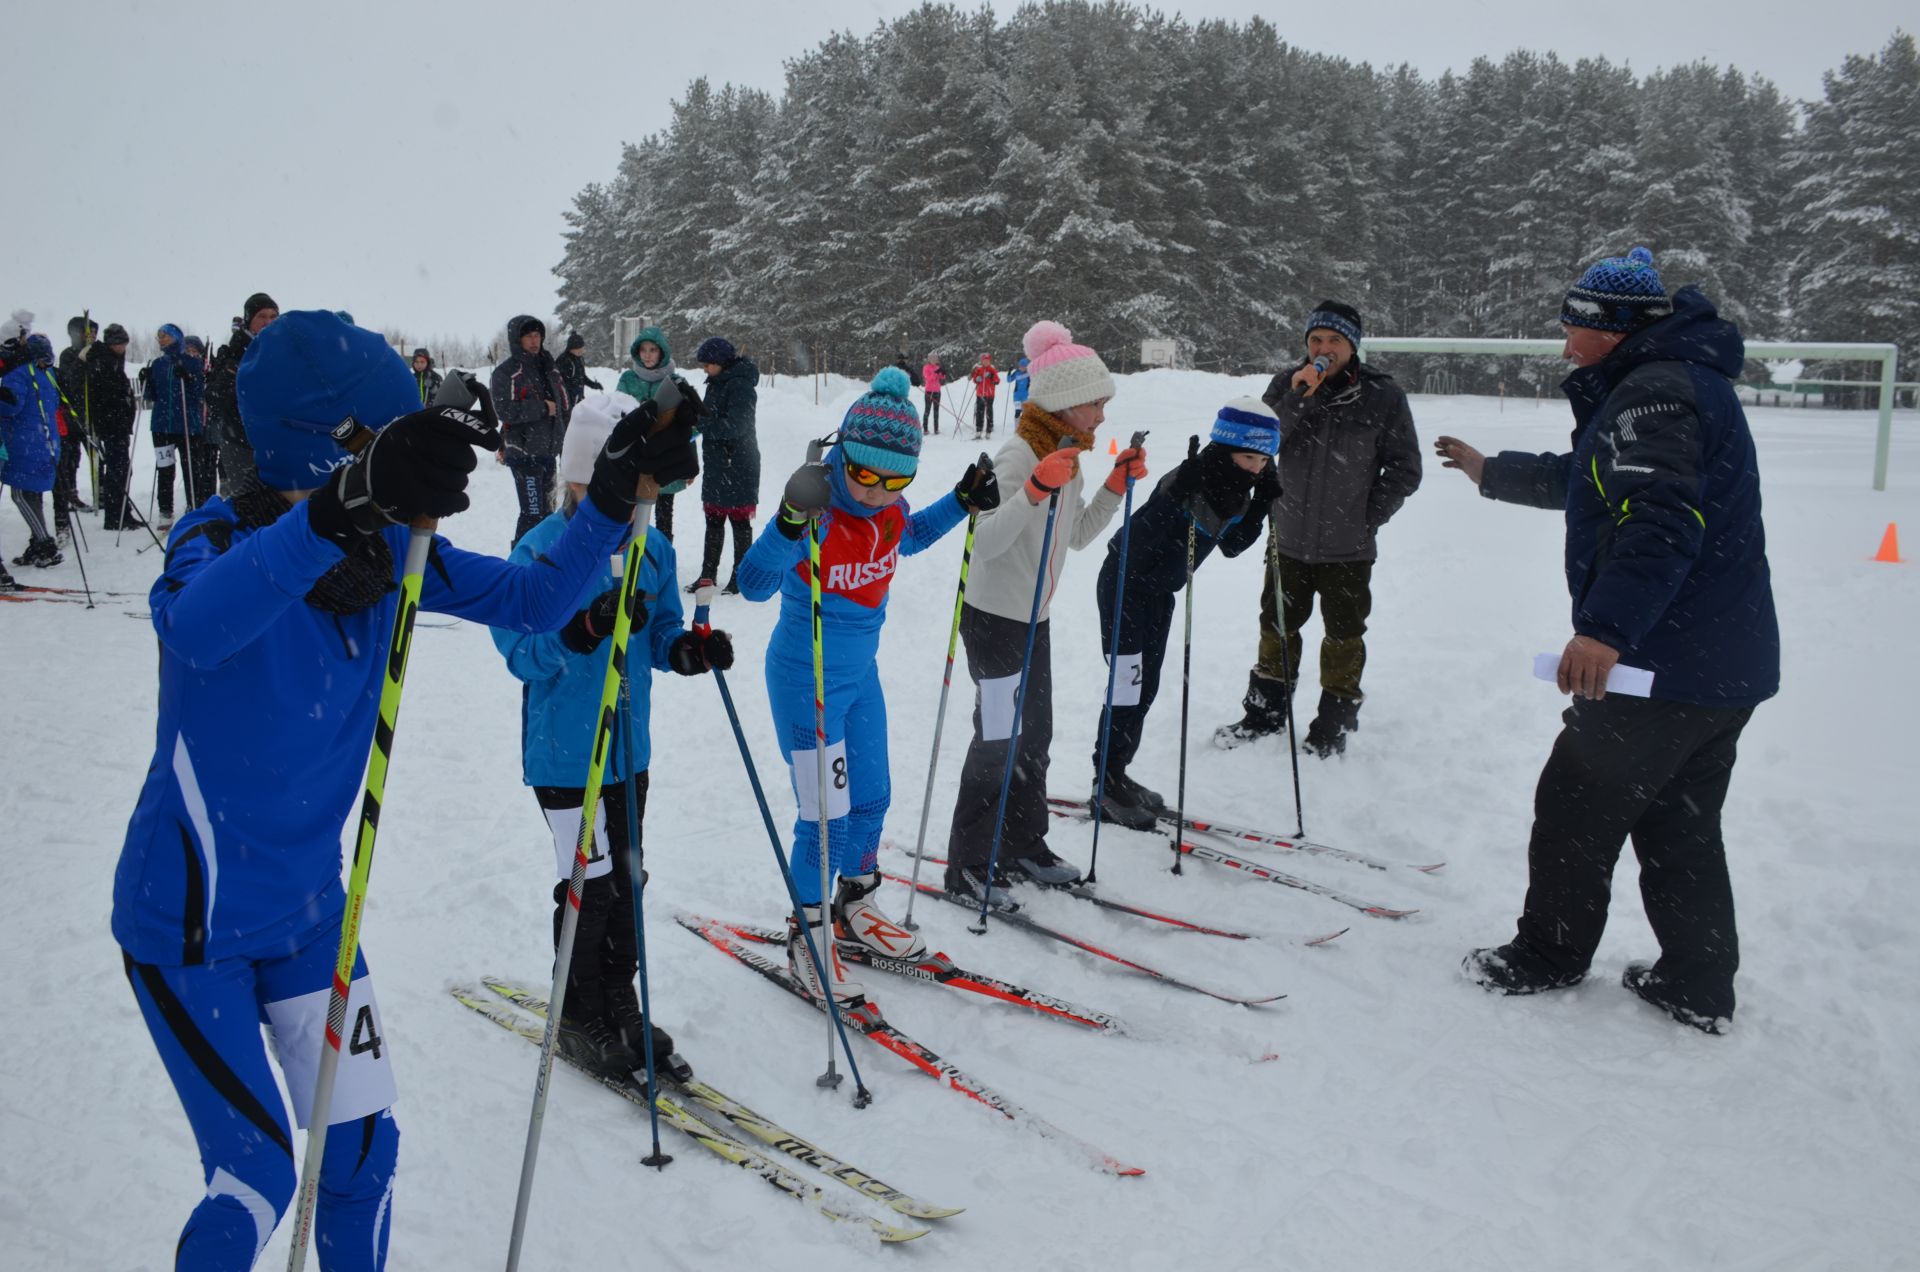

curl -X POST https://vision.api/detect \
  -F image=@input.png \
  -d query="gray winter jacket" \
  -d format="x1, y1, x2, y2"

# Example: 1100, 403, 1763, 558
1260, 361, 1422, 562
489, 316, 569, 458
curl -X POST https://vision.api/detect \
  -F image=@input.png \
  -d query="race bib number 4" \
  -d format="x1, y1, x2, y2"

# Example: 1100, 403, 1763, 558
266, 974, 397, 1129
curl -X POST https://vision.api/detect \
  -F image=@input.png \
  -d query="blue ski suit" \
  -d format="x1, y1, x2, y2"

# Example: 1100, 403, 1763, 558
114, 492, 630, 1271
735, 454, 967, 902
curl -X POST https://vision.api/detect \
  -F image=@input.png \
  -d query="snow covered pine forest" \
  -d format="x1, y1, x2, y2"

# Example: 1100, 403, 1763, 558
6, 374, 1918, 1269
7, 6, 1920, 1271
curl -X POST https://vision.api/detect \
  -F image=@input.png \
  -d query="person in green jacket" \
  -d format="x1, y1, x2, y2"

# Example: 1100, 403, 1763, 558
615, 326, 701, 546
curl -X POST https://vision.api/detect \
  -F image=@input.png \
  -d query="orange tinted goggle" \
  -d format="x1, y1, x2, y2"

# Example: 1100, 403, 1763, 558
845, 461, 913, 491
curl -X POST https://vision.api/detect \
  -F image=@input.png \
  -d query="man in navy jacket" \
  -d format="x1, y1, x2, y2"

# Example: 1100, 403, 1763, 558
1435, 247, 1778, 1034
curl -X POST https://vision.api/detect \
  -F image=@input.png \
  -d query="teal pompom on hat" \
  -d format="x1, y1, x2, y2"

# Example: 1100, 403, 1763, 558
839, 366, 923, 476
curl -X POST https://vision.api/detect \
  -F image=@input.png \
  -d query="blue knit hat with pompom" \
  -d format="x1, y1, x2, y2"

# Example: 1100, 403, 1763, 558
1561, 246, 1672, 332
839, 366, 922, 476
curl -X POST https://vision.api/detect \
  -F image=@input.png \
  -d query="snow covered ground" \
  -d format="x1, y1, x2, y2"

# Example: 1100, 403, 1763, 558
4, 367, 1918, 1271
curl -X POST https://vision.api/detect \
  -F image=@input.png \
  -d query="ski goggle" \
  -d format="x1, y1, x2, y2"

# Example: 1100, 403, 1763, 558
844, 461, 914, 491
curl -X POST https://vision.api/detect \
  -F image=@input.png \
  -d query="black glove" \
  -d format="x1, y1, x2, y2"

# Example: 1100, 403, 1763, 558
669, 629, 734, 675
306, 405, 501, 548
586, 400, 700, 520
559, 585, 642, 655
774, 460, 832, 539
0, 386, 14, 406
1250, 461, 1282, 505
585, 377, 603, 391
954, 455, 1000, 512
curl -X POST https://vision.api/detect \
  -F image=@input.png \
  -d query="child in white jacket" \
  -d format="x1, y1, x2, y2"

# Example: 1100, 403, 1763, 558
943, 321, 1146, 902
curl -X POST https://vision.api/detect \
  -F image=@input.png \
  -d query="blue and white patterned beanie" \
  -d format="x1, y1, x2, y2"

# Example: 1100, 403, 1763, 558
1561, 246, 1672, 332
839, 367, 922, 476
1211, 396, 1281, 455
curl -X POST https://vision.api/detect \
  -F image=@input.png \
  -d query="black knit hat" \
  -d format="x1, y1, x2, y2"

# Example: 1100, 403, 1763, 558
1304, 300, 1363, 349
103, 323, 130, 345
565, 331, 585, 351
243, 292, 278, 324
412, 347, 431, 361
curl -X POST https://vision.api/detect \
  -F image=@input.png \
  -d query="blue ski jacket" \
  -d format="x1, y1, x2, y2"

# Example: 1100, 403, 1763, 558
491, 507, 686, 786
736, 448, 967, 672
147, 327, 205, 437
0, 359, 60, 492
112, 495, 633, 967
1479, 286, 1779, 708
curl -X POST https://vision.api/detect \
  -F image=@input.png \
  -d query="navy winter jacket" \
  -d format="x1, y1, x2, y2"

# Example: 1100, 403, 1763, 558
147, 328, 205, 437
1479, 287, 1779, 708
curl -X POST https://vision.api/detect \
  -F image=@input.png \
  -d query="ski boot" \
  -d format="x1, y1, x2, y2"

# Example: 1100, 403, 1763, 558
1091, 775, 1157, 831
556, 1012, 640, 1077
788, 905, 868, 1008
1108, 770, 1167, 817
1011, 844, 1083, 887
606, 980, 694, 1081
944, 864, 1016, 912
1462, 943, 1585, 996
1213, 672, 1290, 749
1623, 963, 1729, 1036
1304, 690, 1361, 758
832, 872, 926, 960
14, 538, 63, 569
685, 575, 715, 595
0, 565, 20, 593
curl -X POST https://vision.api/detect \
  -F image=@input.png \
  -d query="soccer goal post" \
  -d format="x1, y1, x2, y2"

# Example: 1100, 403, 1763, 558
1359, 337, 1903, 491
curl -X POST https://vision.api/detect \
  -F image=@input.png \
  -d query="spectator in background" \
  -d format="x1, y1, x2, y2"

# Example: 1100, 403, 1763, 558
89, 324, 141, 531
615, 326, 699, 544
55, 315, 99, 534
556, 331, 602, 422
146, 324, 211, 528
968, 352, 999, 440
206, 291, 278, 495
490, 314, 570, 545
692, 336, 760, 594
412, 347, 443, 404
921, 356, 945, 434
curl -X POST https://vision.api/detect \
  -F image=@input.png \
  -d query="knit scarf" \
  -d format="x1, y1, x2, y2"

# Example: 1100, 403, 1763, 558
626, 359, 677, 401
1015, 401, 1093, 461
230, 483, 396, 615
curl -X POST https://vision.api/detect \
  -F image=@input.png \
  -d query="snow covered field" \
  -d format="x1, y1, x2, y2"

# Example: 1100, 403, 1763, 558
4, 367, 1917, 1271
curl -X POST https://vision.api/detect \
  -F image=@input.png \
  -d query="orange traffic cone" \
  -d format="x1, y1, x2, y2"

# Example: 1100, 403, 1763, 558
1108, 437, 1119, 456
1873, 522, 1901, 563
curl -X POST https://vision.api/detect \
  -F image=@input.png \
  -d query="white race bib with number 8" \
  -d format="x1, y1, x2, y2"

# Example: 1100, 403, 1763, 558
790, 739, 852, 821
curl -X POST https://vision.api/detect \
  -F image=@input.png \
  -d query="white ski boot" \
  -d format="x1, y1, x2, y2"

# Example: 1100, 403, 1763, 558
789, 905, 869, 1007
832, 872, 927, 961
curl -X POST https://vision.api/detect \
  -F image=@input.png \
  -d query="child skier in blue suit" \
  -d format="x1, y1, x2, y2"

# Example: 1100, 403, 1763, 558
736, 367, 998, 1006
492, 389, 733, 1078
111, 311, 695, 1272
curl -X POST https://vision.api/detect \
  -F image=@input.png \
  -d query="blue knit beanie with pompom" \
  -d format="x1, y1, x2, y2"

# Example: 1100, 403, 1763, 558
1561, 246, 1672, 332
839, 366, 923, 476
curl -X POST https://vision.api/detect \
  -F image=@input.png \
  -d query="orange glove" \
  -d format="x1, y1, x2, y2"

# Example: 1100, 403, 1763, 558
1024, 447, 1082, 504
1105, 446, 1147, 495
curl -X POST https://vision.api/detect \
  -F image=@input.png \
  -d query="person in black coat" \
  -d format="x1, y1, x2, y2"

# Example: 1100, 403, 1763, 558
206, 292, 278, 496
489, 315, 570, 545
555, 332, 601, 421
1090, 399, 1281, 827
411, 348, 444, 405
55, 316, 99, 526
86, 325, 141, 529
1440, 248, 1778, 1033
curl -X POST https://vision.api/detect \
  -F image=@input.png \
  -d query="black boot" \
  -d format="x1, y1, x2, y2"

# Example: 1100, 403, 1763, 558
1462, 942, 1585, 995
1213, 672, 1290, 749
1623, 963, 1730, 1035
605, 978, 693, 1081
556, 1012, 639, 1076
1304, 691, 1361, 757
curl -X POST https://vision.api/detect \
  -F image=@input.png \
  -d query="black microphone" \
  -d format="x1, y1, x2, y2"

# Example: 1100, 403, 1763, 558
1292, 354, 1333, 396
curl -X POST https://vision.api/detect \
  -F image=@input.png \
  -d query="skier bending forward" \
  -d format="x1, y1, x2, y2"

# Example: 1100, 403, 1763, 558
111, 311, 695, 1271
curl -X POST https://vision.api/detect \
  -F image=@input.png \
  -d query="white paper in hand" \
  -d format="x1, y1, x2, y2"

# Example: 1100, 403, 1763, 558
1532, 653, 1654, 697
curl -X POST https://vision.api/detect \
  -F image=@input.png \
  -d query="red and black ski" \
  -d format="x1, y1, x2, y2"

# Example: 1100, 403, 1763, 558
1175, 838, 1420, 919
1047, 795, 1445, 873
675, 912, 1145, 1178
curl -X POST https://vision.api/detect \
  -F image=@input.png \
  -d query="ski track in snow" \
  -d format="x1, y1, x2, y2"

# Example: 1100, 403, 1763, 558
5, 369, 1919, 1270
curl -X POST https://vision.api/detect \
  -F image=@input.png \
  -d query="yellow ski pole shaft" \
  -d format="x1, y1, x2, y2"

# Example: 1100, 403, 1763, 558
285, 517, 435, 1271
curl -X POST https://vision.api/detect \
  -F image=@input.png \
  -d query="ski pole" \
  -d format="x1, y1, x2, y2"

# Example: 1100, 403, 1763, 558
805, 512, 843, 1091
1170, 436, 1200, 877
975, 486, 1061, 934
65, 490, 94, 608
285, 421, 441, 1270
1086, 430, 1149, 885
617, 640, 670, 1170
698, 584, 871, 1103
178, 375, 198, 515
1267, 509, 1306, 838
902, 457, 991, 930
507, 464, 668, 1270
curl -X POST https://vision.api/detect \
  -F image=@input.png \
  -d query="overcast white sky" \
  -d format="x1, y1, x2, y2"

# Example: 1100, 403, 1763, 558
14, 0, 1908, 348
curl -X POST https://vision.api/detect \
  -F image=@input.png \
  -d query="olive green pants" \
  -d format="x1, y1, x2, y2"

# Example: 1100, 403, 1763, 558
1255, 555, 1373, 701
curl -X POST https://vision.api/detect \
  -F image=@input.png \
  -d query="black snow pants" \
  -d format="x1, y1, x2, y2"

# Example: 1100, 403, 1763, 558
1511, 694, 1754, 1019
1091, 570, 1176, 780
946, 605, 1052, 875
536, 774, 647, 1021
